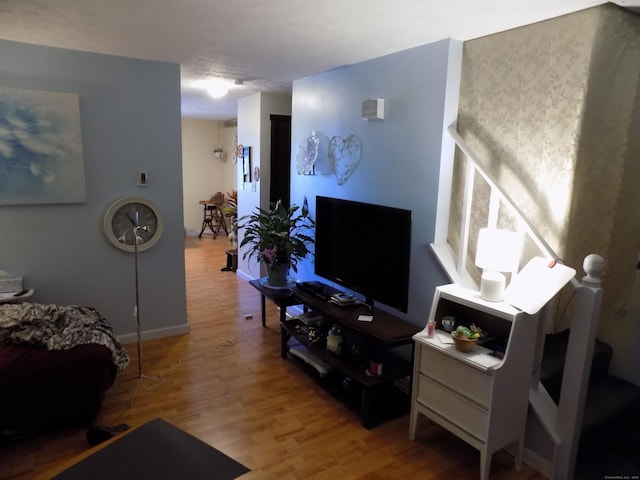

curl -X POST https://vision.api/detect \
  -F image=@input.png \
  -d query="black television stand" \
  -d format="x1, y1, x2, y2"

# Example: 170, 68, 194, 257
280, 284, 421, 428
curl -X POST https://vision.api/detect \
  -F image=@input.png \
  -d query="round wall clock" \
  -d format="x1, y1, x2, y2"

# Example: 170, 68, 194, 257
103, 196, 164, 252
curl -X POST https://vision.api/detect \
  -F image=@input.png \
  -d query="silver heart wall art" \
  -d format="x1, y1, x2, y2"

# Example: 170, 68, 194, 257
328, 134, 362, 185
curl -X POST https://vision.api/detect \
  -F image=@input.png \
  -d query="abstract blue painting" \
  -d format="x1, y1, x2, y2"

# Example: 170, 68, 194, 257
0, 86, 86, 205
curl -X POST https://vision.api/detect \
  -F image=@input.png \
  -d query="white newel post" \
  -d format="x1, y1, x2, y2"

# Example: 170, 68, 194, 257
552, 254, 604, 480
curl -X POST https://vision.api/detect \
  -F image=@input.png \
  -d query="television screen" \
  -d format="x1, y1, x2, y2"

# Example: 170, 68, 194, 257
314, 196, 412, 313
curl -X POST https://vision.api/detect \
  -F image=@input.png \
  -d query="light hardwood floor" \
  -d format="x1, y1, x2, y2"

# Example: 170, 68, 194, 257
0, 237, 547, 479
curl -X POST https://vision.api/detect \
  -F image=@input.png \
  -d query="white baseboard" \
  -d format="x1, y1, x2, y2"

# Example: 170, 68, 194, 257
504, 444, 552, 479
522, 447, 552, 479
235, 269, 253, 282
118, 323, 190, 344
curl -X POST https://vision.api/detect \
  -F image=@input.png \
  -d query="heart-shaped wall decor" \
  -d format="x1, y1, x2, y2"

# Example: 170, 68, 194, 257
328, 134, 362, 185
312, 131, 332, 175
296, 131, 319, 175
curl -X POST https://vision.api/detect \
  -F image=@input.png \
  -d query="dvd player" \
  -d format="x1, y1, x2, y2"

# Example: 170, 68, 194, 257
298, 281, 331, 300
299, 281, 325, 294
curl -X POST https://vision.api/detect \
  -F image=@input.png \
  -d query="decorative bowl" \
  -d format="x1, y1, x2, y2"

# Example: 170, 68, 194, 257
452, 334, 478, 353
441, 316, 455, 332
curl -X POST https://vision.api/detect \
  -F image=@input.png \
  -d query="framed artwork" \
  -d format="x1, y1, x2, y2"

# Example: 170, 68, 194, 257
0, 86, 86, 205
242, 146, 251, 183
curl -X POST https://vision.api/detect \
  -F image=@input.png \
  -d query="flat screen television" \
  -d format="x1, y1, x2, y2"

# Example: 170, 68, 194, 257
314, 196, 412, 313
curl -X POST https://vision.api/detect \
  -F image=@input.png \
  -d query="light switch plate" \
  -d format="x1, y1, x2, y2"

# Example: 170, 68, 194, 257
136, 171, 149, 187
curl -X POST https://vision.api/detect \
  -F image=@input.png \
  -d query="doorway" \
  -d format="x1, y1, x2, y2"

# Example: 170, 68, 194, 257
269, 115, 291, 207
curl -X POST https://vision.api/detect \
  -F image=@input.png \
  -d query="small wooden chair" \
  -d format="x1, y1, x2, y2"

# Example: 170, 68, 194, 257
198, 192, 228, 239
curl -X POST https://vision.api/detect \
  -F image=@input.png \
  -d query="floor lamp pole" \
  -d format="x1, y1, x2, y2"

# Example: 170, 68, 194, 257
130, 225, 144, 408
122, 218, 164, 409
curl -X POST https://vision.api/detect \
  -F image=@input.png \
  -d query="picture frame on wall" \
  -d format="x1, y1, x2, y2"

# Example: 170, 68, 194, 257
242, 146, 251, 183
0, 86, 86, 205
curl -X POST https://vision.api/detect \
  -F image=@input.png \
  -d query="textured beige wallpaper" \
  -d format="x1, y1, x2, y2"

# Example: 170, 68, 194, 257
452, 4, 640, 381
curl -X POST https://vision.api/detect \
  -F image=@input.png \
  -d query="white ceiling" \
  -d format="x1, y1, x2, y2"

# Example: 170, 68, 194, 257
0, 0, 616, 120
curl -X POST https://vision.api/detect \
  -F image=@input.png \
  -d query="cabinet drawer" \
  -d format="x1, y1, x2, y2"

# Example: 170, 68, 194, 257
419, 345, 492, 407
417, 375, 488, 442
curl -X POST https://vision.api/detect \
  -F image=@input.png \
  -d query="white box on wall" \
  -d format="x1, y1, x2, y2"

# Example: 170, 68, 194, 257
361, 98, 385, 121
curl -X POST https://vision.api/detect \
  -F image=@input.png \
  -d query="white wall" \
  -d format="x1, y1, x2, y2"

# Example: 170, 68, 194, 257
290, 40, 455, 326
235, 41, 457, 327
236, 92, 292, 280
182, 119, 237, 235
236, 94, 262, 280
259, 93, 292, 210
0, 39, 187, 339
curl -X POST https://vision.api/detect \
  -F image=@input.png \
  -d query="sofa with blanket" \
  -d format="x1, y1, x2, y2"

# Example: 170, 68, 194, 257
0, 303, 129, 444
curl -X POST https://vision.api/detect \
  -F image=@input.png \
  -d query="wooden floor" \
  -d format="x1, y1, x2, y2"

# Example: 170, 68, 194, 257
0, 237, 548, 480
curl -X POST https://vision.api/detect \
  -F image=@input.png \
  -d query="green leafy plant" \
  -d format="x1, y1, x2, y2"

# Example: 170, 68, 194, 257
238, 198, 314, 272
452, 324, 483, 340
223, 190, 238, 245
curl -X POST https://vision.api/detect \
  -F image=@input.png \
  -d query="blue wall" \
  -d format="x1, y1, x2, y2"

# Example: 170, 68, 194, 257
290, 40, 454, 326
0, 39, 187, 338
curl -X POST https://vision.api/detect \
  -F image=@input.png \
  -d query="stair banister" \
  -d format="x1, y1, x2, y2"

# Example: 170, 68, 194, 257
552, 255, 604, 480
446, 124, 581, 290
443, 124, 604, 480
456, 156, 475, 275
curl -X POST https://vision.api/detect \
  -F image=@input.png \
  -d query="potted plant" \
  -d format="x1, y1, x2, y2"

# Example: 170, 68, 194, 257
222, 190, 238, 248
238, 198, 314, 286
451, 324, 483, 352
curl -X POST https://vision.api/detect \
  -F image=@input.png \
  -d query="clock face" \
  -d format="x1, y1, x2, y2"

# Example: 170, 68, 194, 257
104, 196, 164, 252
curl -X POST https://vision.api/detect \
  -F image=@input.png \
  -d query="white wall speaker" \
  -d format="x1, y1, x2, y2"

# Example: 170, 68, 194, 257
362, 98, 385, 121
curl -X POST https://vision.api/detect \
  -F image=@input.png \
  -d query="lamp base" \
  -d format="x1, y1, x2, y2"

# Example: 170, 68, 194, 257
480, 271, 505, 302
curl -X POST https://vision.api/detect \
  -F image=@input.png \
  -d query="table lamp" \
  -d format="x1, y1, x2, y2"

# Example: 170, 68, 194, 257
475, 227, 519, 302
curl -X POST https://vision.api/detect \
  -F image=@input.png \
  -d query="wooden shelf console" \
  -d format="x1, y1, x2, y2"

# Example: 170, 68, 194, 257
409, 283, 540, 480
258, 281, 421, 428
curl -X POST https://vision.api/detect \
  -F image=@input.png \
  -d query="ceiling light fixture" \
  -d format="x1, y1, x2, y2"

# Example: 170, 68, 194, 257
193, 77, 245, 99
206, 83, 229, 99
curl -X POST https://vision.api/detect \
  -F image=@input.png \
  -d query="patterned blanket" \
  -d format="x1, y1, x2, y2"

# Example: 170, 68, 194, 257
0, 303, 129, 370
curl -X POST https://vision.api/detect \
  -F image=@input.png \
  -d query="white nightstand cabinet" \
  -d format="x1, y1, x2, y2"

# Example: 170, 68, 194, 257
409, 284, 539, 480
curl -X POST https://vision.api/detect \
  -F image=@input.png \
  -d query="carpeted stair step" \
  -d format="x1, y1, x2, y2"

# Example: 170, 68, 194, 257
538, 330, 640, 478
539, 330, 613, 403
579, 374, 640, 441
575, 377, 640, 480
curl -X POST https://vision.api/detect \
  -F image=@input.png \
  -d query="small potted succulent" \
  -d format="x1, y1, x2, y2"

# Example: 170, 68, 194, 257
451, 324, 483, 352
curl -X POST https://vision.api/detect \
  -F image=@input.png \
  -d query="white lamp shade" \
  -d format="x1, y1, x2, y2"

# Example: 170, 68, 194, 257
475, 228, 519, 302
475, 228, 519, 272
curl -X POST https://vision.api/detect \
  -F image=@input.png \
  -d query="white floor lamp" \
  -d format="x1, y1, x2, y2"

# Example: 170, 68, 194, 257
120, 221, 164, 409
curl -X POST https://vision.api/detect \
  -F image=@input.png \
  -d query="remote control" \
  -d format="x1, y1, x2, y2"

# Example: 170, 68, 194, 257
13, 289, 29, 297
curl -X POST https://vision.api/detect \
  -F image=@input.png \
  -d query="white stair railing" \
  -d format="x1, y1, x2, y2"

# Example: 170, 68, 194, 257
436, 123, 604, 480
444, 124, 580, 290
